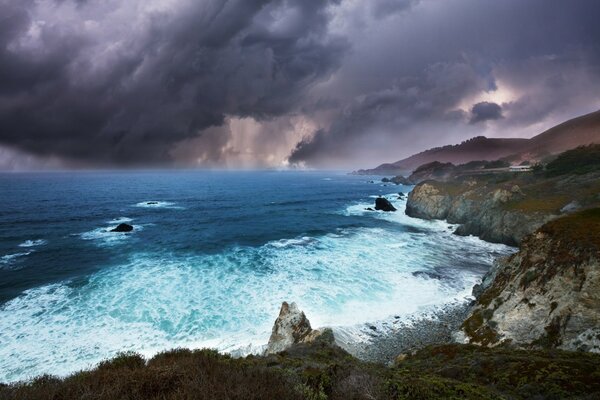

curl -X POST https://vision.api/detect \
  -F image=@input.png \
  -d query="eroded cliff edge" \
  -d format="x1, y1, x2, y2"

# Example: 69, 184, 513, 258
462, 208, 600, 352
406, 169, 600, 245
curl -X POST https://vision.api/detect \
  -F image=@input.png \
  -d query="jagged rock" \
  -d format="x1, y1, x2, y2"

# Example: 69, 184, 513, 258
406, 181, 553, 245
375, 197, 397, 212
463, 209, 600, 353
111, 223, 134, 232
266, 302, 333, 354
365, 207, 375, 211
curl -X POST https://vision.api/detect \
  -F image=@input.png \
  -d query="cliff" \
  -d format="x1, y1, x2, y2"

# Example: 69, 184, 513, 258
462, 208, 600, 353
405, 167, 600, 245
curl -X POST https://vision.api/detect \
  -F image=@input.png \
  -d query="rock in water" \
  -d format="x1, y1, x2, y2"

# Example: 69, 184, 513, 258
266, 302, 333, 354
375, 197, 397, 212
110, 223, 134, 232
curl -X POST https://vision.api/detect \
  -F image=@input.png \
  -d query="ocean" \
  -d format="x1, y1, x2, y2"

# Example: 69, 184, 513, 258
0, 171, 512, 382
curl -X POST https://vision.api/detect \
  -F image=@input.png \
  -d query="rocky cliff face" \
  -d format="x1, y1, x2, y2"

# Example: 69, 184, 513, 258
406, 180, 554, 245
462, 209, 600, 353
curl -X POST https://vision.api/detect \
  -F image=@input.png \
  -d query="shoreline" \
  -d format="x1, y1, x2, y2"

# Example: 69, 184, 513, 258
335, 301, 471, 364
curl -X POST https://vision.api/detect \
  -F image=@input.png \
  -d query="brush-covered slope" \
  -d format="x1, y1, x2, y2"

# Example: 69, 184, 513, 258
3, 341, 600, 400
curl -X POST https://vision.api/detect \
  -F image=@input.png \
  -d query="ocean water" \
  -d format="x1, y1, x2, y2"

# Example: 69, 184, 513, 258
0, 171, 513, 382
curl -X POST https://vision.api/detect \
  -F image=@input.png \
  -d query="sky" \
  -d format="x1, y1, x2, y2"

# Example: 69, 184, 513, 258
1, 0, 600, 170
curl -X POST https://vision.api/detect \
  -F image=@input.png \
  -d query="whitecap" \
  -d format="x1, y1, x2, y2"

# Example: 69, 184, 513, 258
79, 224, 141, 246
133, 201, 183, 209
268, 236, 316, 248
18, 239, 47, 248
0, 251, 33, 270
108, 217, 133, 224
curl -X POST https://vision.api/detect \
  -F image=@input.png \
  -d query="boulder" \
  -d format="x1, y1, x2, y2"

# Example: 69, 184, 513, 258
111, 223, 134, 232
375, 197, 397, 212
266, 302, 332, 354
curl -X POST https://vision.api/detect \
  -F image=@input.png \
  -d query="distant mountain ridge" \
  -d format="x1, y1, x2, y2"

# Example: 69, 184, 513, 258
356, 109, 600, 175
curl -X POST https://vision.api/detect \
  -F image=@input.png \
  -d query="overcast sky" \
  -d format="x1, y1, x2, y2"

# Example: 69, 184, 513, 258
1, 0, 600, 170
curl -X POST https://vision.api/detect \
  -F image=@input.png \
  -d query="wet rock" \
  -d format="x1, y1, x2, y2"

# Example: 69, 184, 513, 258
146, 201, 159, 205
375, 197, 396, 212
110, 223, 133, 232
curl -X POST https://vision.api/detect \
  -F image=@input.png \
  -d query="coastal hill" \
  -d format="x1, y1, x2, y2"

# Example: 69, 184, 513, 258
356, 109, 600, 175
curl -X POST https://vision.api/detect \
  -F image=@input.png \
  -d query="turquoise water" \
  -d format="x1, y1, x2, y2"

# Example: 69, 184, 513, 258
0, 171, 512, 382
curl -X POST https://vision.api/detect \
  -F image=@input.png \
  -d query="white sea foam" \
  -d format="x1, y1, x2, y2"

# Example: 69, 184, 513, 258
108, 217, 133, 224
0, 217, 513, 382
79, 224, 142, 246
18, 239, 47, 248
134, 201, 183, 209
0, 251, 33, 270
268, 236, 316, 248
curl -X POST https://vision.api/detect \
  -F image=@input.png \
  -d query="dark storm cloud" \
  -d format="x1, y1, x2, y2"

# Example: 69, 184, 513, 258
289, 0, 600, 168
470, 102, 502, 124
0, 0, 346, 166
2, 0, 600, 169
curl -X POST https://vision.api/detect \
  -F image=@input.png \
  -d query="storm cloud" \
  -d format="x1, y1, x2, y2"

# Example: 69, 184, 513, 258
0, 0, 346, 166
470, 102, 503, 124
1, 0, 600, 169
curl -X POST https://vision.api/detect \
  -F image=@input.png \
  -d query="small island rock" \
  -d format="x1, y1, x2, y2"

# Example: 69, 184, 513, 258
111, 223, 134, 232
375, 197, 397, 212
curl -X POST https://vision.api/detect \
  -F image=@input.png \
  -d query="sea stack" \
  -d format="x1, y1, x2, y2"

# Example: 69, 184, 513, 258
375, 197, 397, 212
111, 223, 134, 232
266, 302, 333, 354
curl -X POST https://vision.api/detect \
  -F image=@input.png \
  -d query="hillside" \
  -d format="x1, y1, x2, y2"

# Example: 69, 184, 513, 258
357, 109, 600, 175
3, 336, 600, 399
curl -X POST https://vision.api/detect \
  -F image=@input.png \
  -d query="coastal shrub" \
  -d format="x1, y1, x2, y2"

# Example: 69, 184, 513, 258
3, 343, 600, 399
545, 144, 600, 177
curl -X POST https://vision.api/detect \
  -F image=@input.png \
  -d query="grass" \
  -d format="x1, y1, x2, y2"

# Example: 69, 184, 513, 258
3, 341, 600, 400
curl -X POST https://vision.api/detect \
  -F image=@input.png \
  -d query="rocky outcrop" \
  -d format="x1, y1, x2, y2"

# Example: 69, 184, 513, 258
462, 209, 600, 353
111, 223, 134, 232
375, 197, 397, 212
266, 302, 333, 355
406, 181, 554, 245
382, 176, 413, 185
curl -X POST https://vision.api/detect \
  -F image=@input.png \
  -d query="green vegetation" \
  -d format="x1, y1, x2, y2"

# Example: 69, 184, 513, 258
3, 342, 600, 400
545, 144, 600, 177
539, 207, 600, 254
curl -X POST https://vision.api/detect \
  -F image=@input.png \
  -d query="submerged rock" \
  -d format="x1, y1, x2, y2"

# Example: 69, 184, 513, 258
111, 223, 134, 232
375, 197, 397, 212
266, 302, 333, 354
